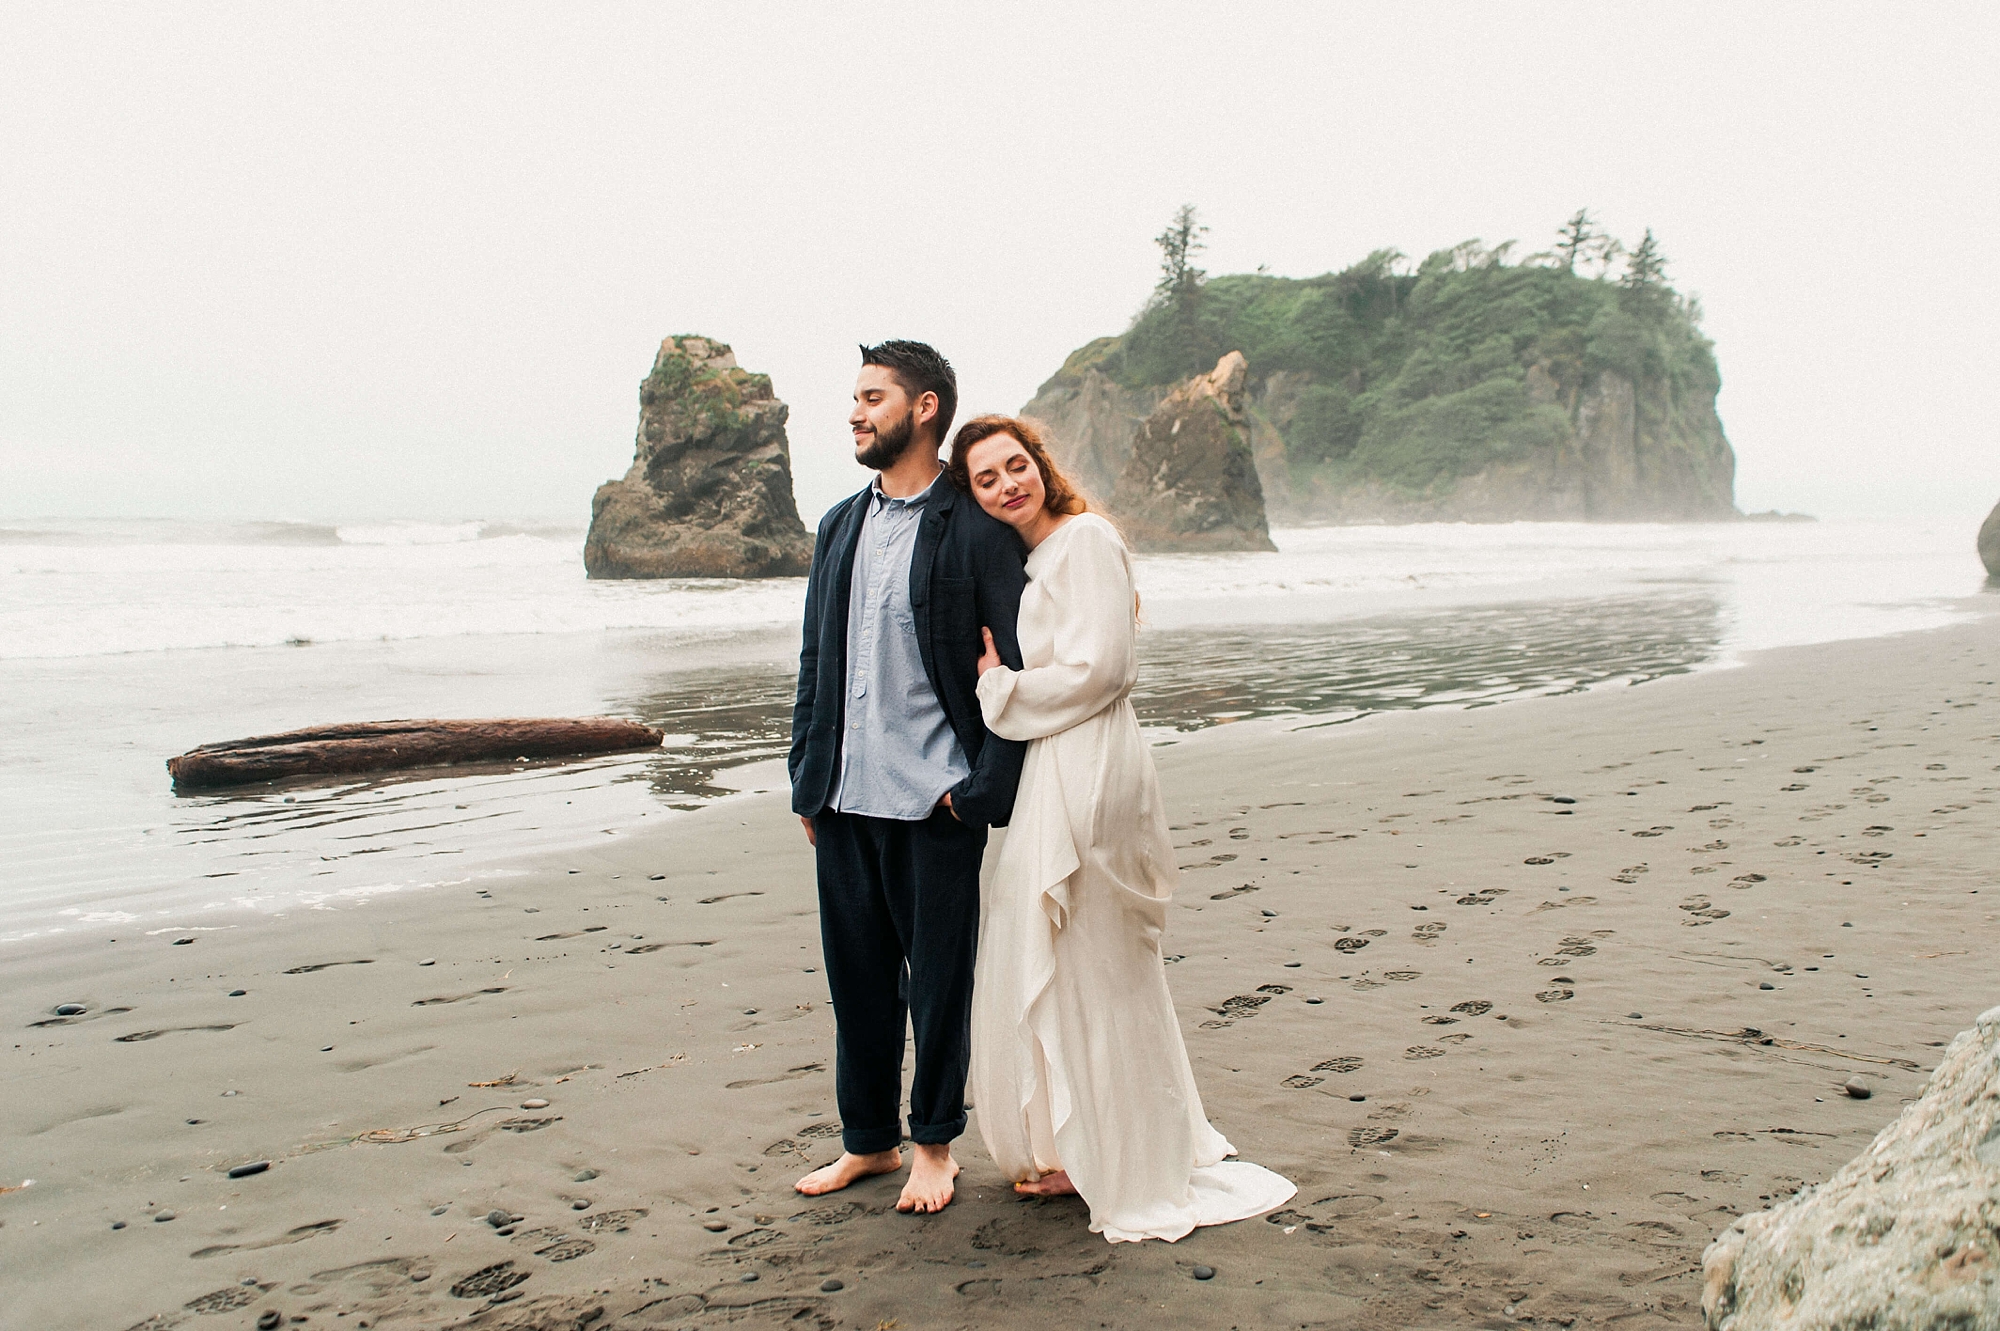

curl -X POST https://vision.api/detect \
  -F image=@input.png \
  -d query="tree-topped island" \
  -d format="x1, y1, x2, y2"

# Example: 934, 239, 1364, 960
1025, 209, 1739, 524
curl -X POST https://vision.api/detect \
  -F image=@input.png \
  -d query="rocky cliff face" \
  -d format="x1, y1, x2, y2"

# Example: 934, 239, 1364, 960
1106, 352, 1276, 553
1981, 499, 2000, 578
584, 336, 813, 579
1027, 355, 1736, 525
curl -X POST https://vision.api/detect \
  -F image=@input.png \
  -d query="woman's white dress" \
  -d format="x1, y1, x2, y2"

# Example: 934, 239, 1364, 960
969, 513, 1295, 1243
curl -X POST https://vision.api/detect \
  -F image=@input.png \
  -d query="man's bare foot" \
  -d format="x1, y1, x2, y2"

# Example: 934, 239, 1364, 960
896, 1143, 960, 1214
794, 1149, 901, 1196
1014, 1170, 1078, 1197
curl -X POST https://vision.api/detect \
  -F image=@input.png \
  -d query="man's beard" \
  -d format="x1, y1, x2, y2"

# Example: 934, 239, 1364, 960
855, 409, 921, 470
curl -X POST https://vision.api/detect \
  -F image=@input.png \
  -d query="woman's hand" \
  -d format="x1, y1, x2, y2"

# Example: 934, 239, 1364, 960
976, 626, 1001, 677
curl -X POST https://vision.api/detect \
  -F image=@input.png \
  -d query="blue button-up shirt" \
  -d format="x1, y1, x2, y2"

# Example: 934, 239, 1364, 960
830, 473, 970, 820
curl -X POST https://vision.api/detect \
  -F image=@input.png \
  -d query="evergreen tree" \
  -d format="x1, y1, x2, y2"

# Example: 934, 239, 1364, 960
1554, 208, 1598, 272
1154, 204, 1208, 304
1621, 228, 1667, 291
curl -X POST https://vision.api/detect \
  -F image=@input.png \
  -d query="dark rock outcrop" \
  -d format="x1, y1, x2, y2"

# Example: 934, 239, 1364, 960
585, 336, 812, 579
1107, 352, 1276, 552
1980, 500, 2000, 578
1700, 1002, 2000, 1329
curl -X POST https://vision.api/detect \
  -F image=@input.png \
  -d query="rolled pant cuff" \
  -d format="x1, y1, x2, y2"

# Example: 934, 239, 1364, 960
906, 1113, 966, 1146
841, 1124, 905, 1156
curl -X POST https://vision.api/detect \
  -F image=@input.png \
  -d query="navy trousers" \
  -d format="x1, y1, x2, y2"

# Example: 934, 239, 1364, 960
811, 806, 985, 1155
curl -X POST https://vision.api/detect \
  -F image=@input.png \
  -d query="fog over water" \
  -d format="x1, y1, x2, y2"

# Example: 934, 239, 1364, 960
4, 3, 1997, 525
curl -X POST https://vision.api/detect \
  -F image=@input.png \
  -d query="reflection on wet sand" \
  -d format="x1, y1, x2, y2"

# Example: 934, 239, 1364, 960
1134, 592, 1721, 734
167, 594, 1721, 886
618, 592, 1723, 798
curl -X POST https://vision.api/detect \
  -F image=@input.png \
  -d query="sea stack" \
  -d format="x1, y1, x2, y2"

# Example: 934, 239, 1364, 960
584, 336, 813, 579
1107, 351, 1276, 553
1979, 498, 2000, 577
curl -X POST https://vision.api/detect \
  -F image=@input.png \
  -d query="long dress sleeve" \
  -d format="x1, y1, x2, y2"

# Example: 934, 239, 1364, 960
976, 520, 1136, 742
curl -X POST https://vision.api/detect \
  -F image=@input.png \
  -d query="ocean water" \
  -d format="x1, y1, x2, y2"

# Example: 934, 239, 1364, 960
0, 514, 1986, 945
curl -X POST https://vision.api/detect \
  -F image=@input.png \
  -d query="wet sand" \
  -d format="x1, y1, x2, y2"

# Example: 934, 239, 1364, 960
3, 610, 1995, 1330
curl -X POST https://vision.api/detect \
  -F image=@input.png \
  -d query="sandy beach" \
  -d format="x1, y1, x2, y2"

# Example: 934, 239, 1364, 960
4, 606, 1994, 1330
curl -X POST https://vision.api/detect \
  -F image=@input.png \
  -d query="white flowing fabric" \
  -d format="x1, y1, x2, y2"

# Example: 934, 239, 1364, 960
970, 514, 1295, 1243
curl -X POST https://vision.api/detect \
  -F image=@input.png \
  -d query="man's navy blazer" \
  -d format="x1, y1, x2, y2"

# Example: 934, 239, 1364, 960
789, 478, 1029, 828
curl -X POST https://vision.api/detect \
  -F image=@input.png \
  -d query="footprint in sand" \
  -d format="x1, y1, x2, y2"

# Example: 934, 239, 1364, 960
1730, 874, 1766, 888
1421, 1015, 1458, 1025
791, 1201, 861, 1227
1456, 889, 1508, 906
1632, 827, 1673, 838
183, 1287, 260, 1313
1348, 1126, 1399, 1148
1535, 988, 1575, 1003
1403, 1045, 1445, 1060
1412, 922, 1446, 944
1773, 836, 1804, 847
1209, 882, 1260, 900
1311, 1056, 1363, 1073
1332, 937, 1369, 953
1449, 1000, 1492, 1016
449, 1261, 530, 1299
1436, 1032, 1473, 1044
509, 1227, 595, 1262
1383, 971, 1420, 982
576, 1208, 647, 1233
1679, 895, 1729, 925
1282, 1074, 1325, 1089
1200, 984, 1293, 1029
281, 960, 376, 974
798, 1121, 841, 1140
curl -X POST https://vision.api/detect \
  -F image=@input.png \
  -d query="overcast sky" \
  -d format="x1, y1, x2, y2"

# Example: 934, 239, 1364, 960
4, 2, 1995, 526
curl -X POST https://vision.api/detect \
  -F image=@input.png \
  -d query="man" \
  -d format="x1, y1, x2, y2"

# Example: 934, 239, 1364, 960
788, 340, 1027, 1214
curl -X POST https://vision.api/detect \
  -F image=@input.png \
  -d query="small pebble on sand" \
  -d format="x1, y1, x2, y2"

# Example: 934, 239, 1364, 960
173, 938, 193, 945
258, 1312, 282, 1330
486, 1209, 511, 1227
572, 1199, 590, 1210
1305, 997, 1323, 1005
738, 1272, 759, 1283
1627, 1013, 1644, 1019
1192, 1265, 1215, 1280
574, 1169, 598, 1182
227, 1161, 270, 1178
154, 1211, 175, 1222
54, 1003, 86, 1016
1844, 1077, 1872, 1100
418, 959, 436, 967
227, 990, 246, 997
703, 1219, 729, 1232
431, 1206, 447, 1216
520, 1098, 550, 1109
1759, 981, 1775, 990
820, 1278, 844, 1292
110, 1220, 125, 1230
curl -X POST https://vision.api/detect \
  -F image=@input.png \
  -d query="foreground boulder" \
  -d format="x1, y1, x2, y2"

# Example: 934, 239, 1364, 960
1981, 499, 2000, 577
585, 336, 813, 579
168, 719, 664, 789
1701, 1002, 2000, 1329
1107, 352, 1276, 553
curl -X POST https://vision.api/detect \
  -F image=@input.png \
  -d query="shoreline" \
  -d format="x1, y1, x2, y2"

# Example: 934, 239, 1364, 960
2, 609, 1996, 1328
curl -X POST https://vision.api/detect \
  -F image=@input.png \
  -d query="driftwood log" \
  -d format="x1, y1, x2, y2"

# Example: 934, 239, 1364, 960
167, 718, 665, 790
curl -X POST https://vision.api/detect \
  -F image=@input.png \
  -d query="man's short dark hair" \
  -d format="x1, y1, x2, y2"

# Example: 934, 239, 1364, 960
859, 340, 957, 445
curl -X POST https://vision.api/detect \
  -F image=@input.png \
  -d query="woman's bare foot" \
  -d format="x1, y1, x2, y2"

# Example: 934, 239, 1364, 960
1014, 1169, 1078, 1197
896, 1143, 961, 1214
794, 1149, 901, 1196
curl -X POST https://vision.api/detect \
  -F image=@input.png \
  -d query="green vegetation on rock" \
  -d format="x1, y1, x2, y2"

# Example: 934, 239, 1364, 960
1026, 214, 1738, 523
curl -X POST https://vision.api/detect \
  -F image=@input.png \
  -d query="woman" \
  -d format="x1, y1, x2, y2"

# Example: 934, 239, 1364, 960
949, 414, 1296, 1243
